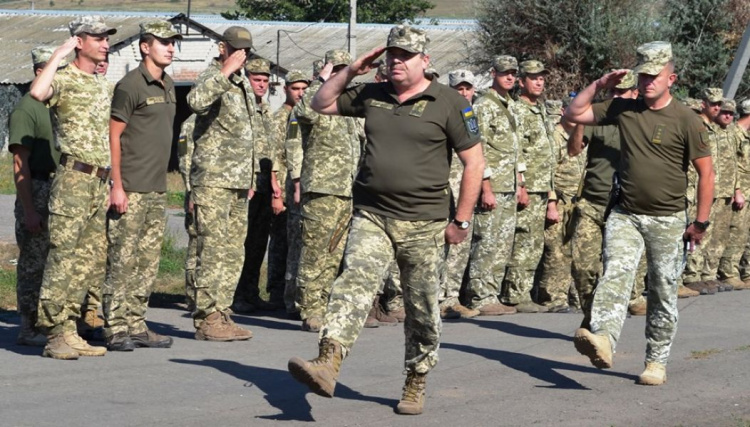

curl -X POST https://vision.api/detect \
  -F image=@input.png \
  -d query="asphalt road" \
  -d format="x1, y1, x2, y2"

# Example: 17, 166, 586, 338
1, 291, 749, 426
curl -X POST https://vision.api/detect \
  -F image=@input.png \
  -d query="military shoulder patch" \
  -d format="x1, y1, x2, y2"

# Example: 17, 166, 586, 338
462, 106, 480, 137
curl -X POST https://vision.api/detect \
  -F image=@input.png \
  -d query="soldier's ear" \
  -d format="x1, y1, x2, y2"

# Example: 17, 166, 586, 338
218, 41, 227, 56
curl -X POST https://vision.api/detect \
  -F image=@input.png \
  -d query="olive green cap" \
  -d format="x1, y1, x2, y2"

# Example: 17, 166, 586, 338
519, 60, 549, 75
223, 26, 253, 50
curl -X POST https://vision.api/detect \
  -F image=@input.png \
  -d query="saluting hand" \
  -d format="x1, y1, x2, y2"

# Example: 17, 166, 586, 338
596, 69, 630, 91
56, 37, 79, 61
221, 49, 247, 78
348, 47, 386, 76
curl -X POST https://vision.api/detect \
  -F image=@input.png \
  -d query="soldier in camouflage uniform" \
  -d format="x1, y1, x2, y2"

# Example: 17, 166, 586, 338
9, 47, 64, 347
568, 42, 714, 385
30, 16, 117, 359
288, 26, 485, 415
684, 88, 737, 294
732, 101, 750, 284
186, 26, 255, 341
538, 99, 586, 312
233, 58, 279, 313
265, 70, 310, 316
568, 71, 649, 326
178, 114, 198, 311
464, 55, 523, 316
103, 21, 181, 351
716, 100, 750, 290
294, 49, 362, 332
502, 60, 556, 313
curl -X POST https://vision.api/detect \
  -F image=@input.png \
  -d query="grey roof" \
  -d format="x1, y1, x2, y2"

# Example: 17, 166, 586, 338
0, 9, 478, 85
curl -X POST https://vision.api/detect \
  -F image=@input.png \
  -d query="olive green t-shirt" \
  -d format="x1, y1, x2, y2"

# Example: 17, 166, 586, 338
8, 93, 59, 175
581, 123, 621, 206
337, 80, 481, 220
592, 97, 711, 215
111, 63, 176, 193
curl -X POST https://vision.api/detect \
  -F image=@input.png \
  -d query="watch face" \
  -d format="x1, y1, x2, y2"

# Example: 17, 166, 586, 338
459, 221, 469, 229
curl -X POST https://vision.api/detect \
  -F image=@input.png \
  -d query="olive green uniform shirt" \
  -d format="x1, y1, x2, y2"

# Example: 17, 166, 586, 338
111, 62, 176, 193
581, 124, 621, 206
8, 93, 59, 175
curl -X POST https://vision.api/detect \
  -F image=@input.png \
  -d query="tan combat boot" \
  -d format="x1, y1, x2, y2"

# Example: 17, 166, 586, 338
638, 362, 667, 385
302, 317, 322, 332
288, 338, 343, 397
628, 300, 647, 316
195, 311, 235, 341
722, 277, 750, 290
574, 328, 613, 369
17, 312, 47, 347
221, 311, 253, 340
62, 331, 106, 356
82, 309, 105, 328
42, 333, 79, 360
396, 371, 427, 415
478, 302, 517, 316
677, 285, 699, 298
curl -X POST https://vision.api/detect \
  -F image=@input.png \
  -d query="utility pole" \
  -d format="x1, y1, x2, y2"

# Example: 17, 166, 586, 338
723, 22, 750, 99
348, 0, 357, 57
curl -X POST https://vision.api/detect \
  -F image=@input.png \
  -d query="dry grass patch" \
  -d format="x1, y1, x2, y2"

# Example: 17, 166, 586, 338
688, 348, 722, 360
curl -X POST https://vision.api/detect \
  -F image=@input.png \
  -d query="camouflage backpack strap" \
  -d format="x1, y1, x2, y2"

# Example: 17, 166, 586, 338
484, 93, 517, 132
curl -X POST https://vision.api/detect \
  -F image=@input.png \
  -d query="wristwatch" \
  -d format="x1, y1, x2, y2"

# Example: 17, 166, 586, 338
452, 218, 470, 230
693, 220, 710, 231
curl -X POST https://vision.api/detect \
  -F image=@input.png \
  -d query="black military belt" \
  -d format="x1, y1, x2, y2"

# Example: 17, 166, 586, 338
60, 154, 110, 181
30, 171, 53, 181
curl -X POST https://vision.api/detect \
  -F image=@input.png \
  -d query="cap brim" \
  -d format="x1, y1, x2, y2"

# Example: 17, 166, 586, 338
227, 41, 253, 50
635, 62, 665, 76
386, 45, 421, 54
450, 79, 474, 87
494, 66, 518, 72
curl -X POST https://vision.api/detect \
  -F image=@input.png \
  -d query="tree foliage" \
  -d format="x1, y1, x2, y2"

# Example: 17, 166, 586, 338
222, 0, 434, 24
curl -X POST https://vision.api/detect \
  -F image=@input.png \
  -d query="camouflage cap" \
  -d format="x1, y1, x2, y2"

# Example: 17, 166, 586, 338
386, 25, 429, 54
325, 49, 352, 67
285, 69, 309, 84
634, 41, 672, 76
545, 99, 563, 115
245, 58, 271, 75
493, 55, 518, 72
140, 20, 182, 40
739, 99, 750, 116
614, 69, 637, 89
312, 59, 324, 76
31, 46, 68, 67
683, 97, 703, 112
223, 26, 253, 50
448, 69, 475, 87
702, 87, 724, 103
720, 98, 736, 113
519, 60, 549, 75
69, 15, 117, 36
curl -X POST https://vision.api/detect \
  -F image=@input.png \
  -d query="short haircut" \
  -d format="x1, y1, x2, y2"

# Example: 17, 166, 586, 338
139, 33, 157, 59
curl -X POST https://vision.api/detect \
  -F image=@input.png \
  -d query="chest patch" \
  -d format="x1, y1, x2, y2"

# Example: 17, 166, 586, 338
651, 124, 666, 145
370, 100, 394, 110
409, 100, 428, 117
146, 96, 166, 105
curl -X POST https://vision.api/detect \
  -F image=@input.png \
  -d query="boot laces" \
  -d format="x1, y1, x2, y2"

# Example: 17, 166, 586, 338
401, 372, 425, 402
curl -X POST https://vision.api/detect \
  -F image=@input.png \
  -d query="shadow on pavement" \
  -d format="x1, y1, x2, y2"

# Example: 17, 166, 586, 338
0, 313, 44, 356
442, 342, 638, 390
467, 318, 573, 342
231, 314, 301, 332
170, 358, 398, 421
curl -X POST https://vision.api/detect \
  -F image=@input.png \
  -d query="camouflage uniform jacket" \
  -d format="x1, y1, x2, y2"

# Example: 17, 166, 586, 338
251, 97, 276, 193
709, 120, 738, 198
731, 123, 750, 193
177, 114, 196, 192
295, 81, 361, 197
187, 59, 255, 190
552, 123, 586, 200
49, 64, 113, 167
269, 105, 293, 198
474, 89, 523, 193
285, 112, 303, 182
512, 97, 555, 193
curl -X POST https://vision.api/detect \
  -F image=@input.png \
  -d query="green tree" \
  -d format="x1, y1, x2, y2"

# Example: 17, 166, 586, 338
222, 0, 434, 24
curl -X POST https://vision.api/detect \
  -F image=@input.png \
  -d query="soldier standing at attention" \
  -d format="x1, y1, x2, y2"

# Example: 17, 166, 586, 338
103, 20, 181, 351
233, 58, 278, 313
294, 50, 362, 333
288, 25, 484, 415
567, 41, 714, 385
187, 26, 255, 341
9, 47, 64, 347
502, 60, 556, 313
30, 16, 116, 360
463, 56, 525, 317
177, 114, 197, 311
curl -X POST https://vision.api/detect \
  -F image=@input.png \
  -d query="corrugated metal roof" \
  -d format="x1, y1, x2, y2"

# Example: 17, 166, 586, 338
0, 10, 479, 85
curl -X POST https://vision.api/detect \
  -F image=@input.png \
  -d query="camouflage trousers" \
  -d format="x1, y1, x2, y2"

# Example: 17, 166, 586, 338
284, 186, 302, 314
502, 193, 547, 305
235, 191, 272, 304
465, 193, 516, 308
183, 193, 197, 310
683, 198, 732, 282
15, 178, 51, 317
590, 206, 687, 364
103, 191, 166, 337
37, 164, 109, 335
321, 210, 447, 374
383, 261, 403, 312
439, 222, 470, 308
538, 198, 576, 307
296, 192, 351, 320
267, 207, 287, 306
192, 186, 248, 326
571, 199, 646, 320
718, 202, 750, 280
